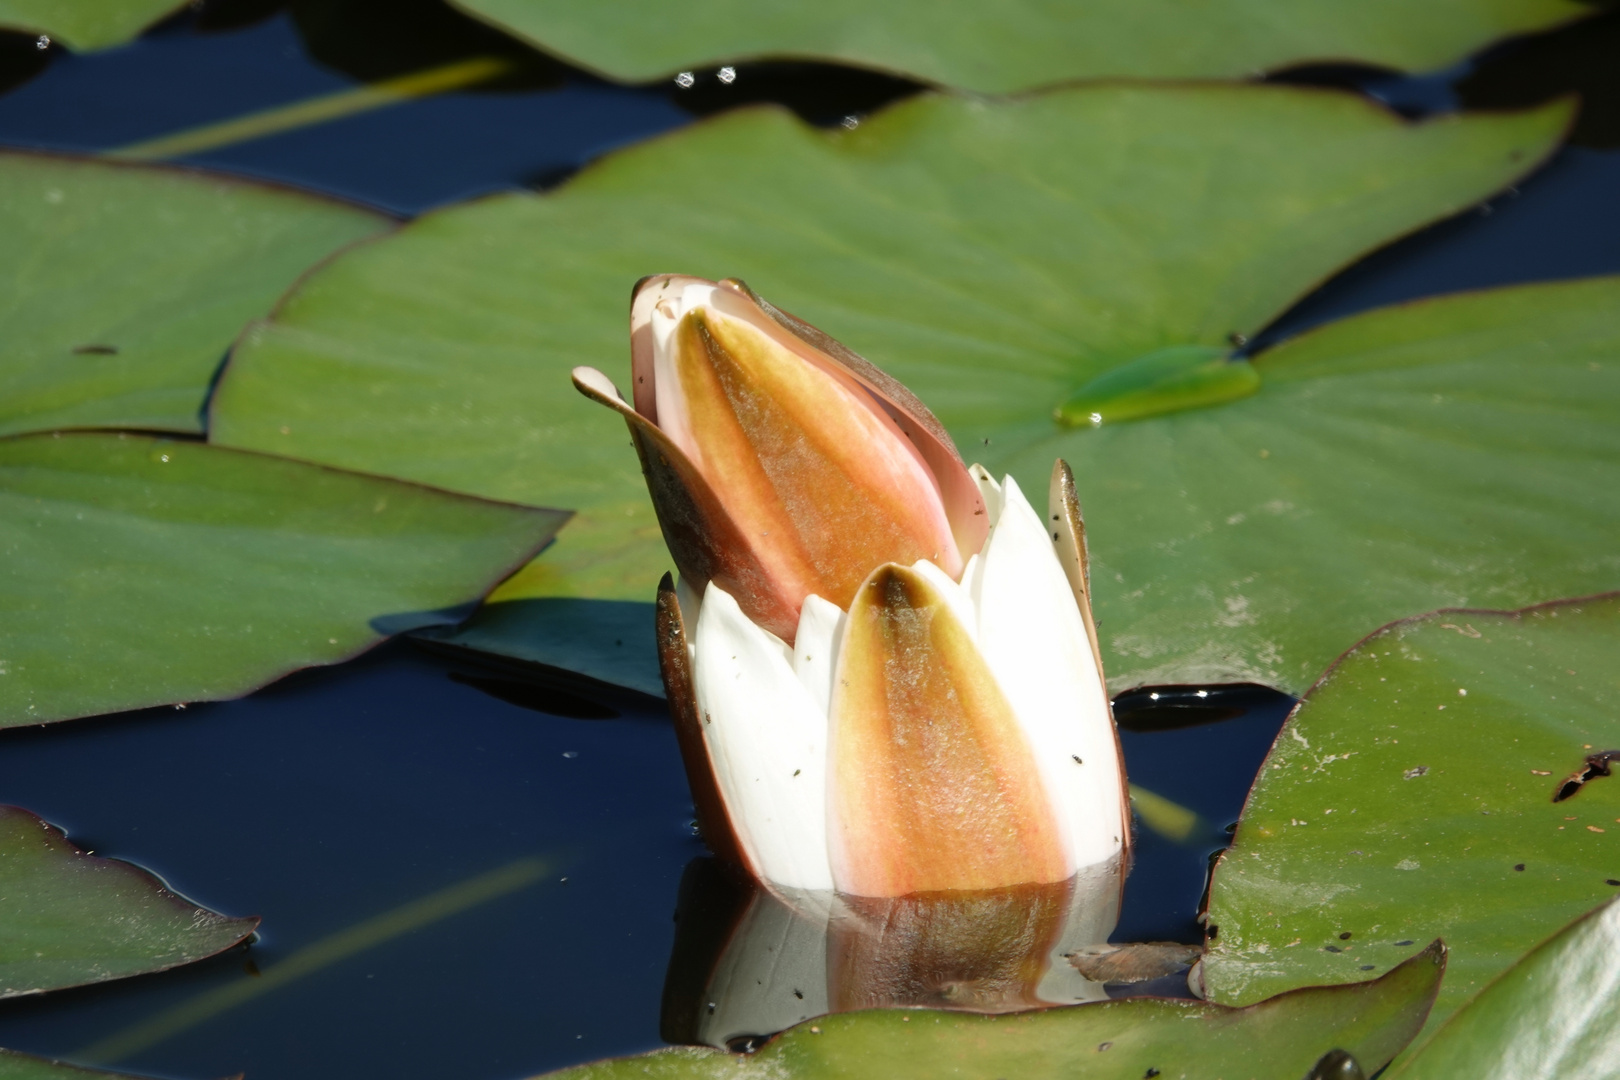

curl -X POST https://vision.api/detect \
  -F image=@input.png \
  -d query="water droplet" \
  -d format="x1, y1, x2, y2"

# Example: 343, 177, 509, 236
841, 115, 860, 130
717, 66, 736, 84
35, 35, 50, 50
674, 71, 696, 88
562, 751, 579, 759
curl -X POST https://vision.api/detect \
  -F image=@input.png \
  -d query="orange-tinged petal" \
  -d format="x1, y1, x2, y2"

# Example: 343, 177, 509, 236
663, 302, 963, 618
828, 564, 1068, 896
573, 365, 800, 639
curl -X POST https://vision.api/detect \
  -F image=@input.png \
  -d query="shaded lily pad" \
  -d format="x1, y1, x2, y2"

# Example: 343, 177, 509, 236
449, 0, 1589, 93
539, 941, 1443, 1078
0, 1, 190, 52
206, 87, 1569, 687
0, 432, 565, 725
0, 805, 255, 997
0, 152, 391, 440
1005, 276, 1620, 692
1390, 897, 1620, 1078
1200, 593, 1620, 1036
0, 1049, 163, 1079
415, 595, 665, 699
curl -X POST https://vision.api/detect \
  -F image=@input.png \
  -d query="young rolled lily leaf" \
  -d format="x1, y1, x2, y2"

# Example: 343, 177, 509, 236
1388, 896, 1620, 1079
540, 939, 1446, 1079
580, 278, 1125, 896
1201, 592, 1620, 1036
0, 805, 256, 998
451, 0, 1589, 93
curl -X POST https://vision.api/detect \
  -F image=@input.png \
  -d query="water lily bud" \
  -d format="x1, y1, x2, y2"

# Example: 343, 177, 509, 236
575, 275, 986, 642
584, 275, 1126, 900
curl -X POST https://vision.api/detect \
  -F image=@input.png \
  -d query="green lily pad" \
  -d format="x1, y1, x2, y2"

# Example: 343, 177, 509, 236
1002, 276, 1620, 693
0, 153, 391, 440
0, 1049, 156, 1079
0, 431, 565, 726
0, 805, 255, 997
539, 940, 1443, 1079
1199, 593, 1620, 1038
206, 87, 1568, 686
0, 2, 190, 52
449, 0, 1589, 93
1390, 897, 1620, 1078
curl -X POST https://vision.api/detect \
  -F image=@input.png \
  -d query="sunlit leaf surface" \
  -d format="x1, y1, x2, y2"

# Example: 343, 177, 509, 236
0, 432, 565, 726
1389, 897, 1620, 1079
1201, 593, 1620, 1036
539, 942, 1443, 1079
0, 1, 188, 51
1013, 277, 1620, 692
0, 153, 390, 440
450, 0, 1587, 93
207, 87, 1568, 687
0, 806, 255, 997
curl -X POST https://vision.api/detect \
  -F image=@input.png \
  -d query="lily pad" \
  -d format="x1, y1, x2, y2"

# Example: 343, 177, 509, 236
0, 152, 391, 440
0, 431, 565, 726
0, 1049, 162, 1079
1390, 897, 1620, 1078
0, 2, 190, 52
0, 805, 255, 997
540, 940, 1443, 1078
1004, 276, 1620, 692
1199, 593, 1620, 1036
206, 87, 1569, 686
449, 0, 1589, 93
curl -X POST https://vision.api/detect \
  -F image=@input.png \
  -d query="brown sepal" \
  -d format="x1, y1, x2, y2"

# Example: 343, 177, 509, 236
655, 573, 751, 873
1050, 458, 1132, 864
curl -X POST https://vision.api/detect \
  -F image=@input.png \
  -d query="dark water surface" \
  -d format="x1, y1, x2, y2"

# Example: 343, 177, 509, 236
0, 2, 1615, 1078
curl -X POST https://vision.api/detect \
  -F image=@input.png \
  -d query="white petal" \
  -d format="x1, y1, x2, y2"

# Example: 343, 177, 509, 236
959, 551, 984, 613
793, 593, 845, 718
908, 559, 979, 644
692, 582, 834, 890
676, 575, 704, 664
974, 475, 1125, 871
649, 280, 720, 461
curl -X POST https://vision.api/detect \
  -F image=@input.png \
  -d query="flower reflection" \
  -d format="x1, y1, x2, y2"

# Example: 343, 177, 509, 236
662, 855, 1124, 1051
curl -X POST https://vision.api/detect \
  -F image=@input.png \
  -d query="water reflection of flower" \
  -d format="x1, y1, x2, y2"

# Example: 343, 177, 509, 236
662, 856, 1124, 1051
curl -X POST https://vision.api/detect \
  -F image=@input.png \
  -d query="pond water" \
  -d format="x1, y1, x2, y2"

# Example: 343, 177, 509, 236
0, 3, 1615, 1078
